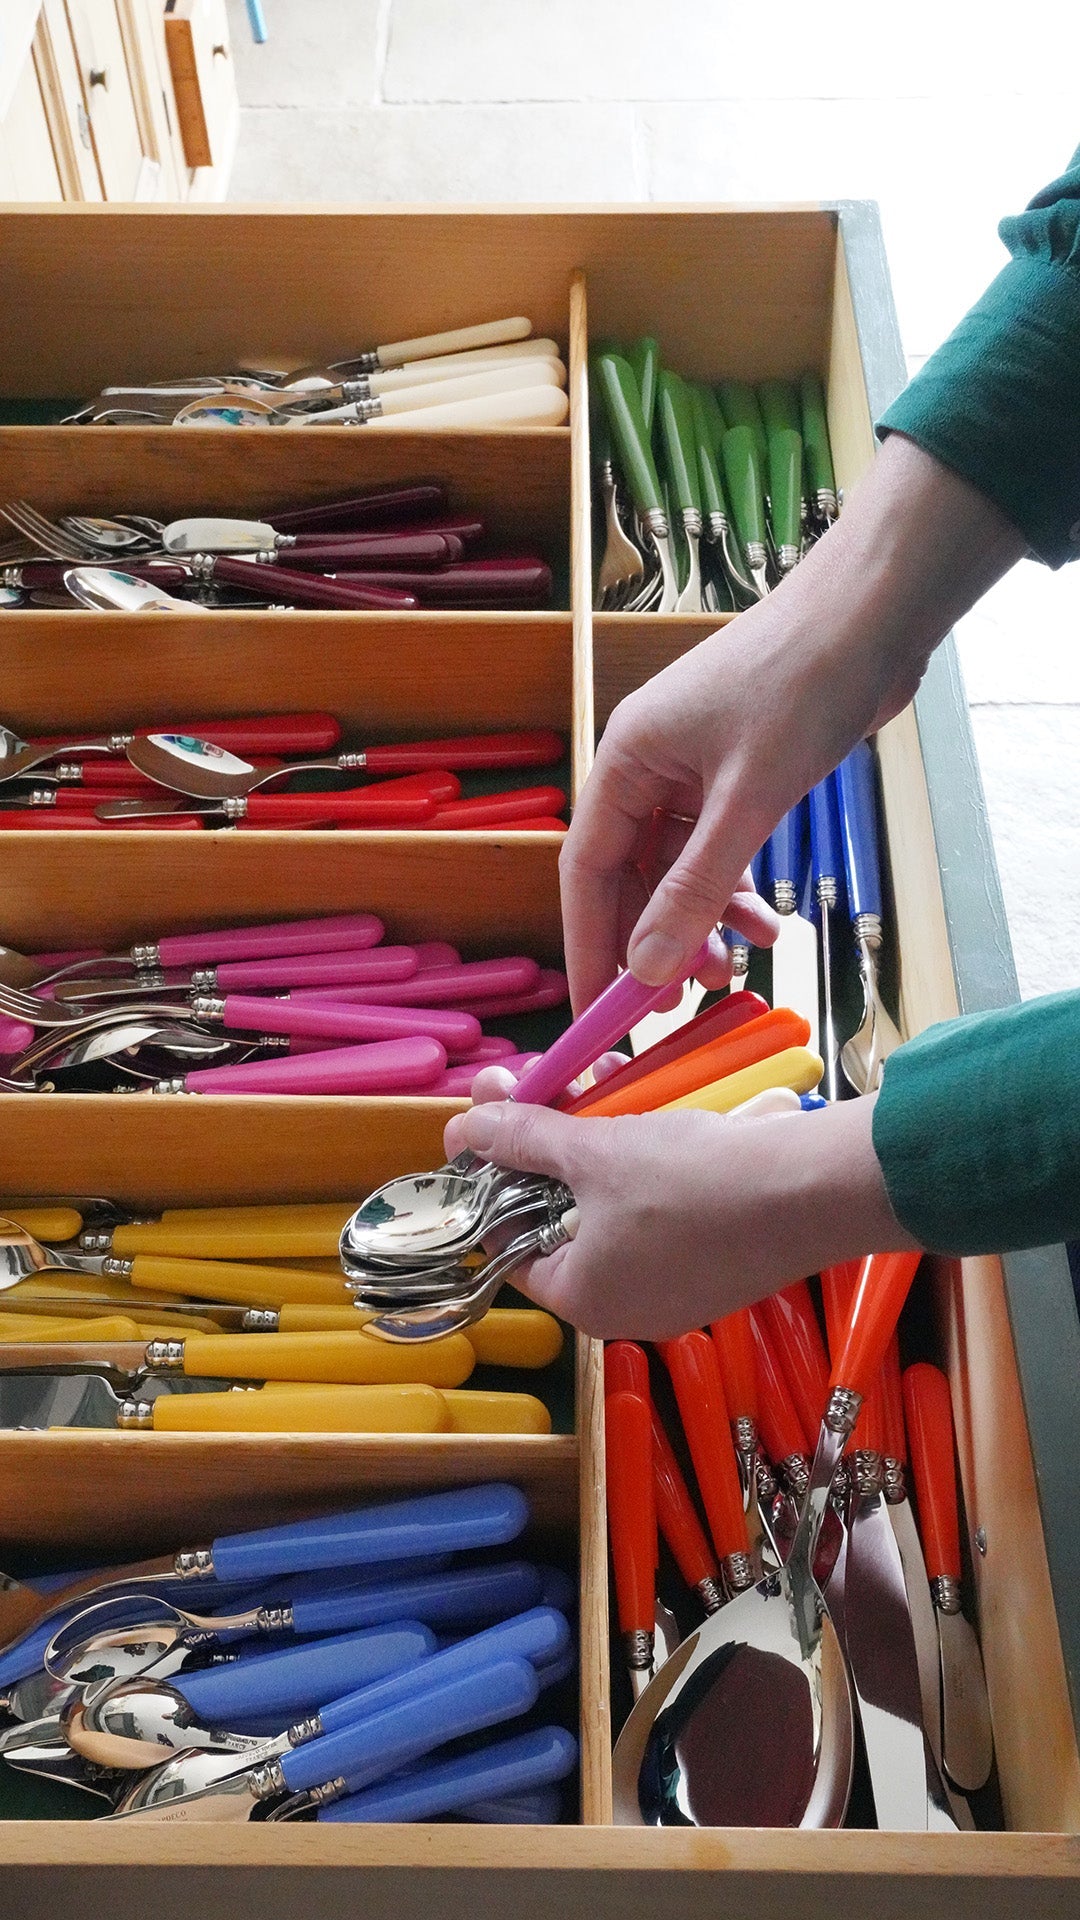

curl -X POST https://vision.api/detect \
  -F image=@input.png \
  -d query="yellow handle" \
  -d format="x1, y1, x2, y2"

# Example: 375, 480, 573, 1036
440, 1389, 552, 1434
6, 1273, 156, 1305
0, 1206, 83, 1243
275, 1305, 370, 1332
181, 1329, 476, 1387
149, 1382, 447, 1433
466, 1310, 564, 1370
0, 1313, 149, 1342
250, 1257, 347, 1275
117, 1203, 352, 1259
128, 1255, 352, 1308
660, 1046, 823, 1113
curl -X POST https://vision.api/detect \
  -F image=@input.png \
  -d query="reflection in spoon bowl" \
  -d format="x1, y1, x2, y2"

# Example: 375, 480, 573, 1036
63, 568, 200, 613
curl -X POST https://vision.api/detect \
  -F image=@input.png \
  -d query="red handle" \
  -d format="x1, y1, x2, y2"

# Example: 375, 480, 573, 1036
362, 732, 564, 774
758, 1281, 830, 1442
709, 1308, 758, 1424
575, 1005, 810, 1120
424, 788, 566, 830
881, 1335, 907, 1466
0, 811, 197, 830
604, 1341, 651, 1398
278, 534, 460, 570
559, 992, 768, 1114
348, 770, 460, 804
242, 789, 436, 826
902, 1362, 962, 1582
658, 1331, 748, 1563
270, 484, 447, 533
819, 1261, 859, 1359
210, 557, 417, 610
604, 1389, 657, 1635
831, 1251, 922, 1403
748, 1307, 811, 1463
32, 716, 343, 756
650, 1404, 721, 1593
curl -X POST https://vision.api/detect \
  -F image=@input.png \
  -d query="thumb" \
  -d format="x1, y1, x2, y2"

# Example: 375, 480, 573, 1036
627, 807, 745, 986
458, 1098, 589, 1182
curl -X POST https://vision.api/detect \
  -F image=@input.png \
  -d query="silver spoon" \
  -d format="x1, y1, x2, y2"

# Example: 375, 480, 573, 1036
360, 1212, 578, 1345
339, 1170, 568, 1280
126, 731, 400, 800
63, 567, 199, 612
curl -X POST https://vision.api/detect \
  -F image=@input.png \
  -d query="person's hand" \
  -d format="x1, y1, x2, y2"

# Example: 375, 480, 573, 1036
561, 434, 1026, 1010
443, 1079, 917, 1340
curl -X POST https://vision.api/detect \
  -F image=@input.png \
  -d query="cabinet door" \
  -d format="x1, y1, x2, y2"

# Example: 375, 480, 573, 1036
0, 51, 64, 199
164, 0, 238, 196
64, 0, 159, 199
33, 0, 105, 199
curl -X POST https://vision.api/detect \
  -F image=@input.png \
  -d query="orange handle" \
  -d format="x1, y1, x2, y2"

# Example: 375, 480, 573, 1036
604, 1388, 657, 1634
604, 1341, 651, 1399
880, 1335, 907, 1465
902, 1362, 962, 1582
576, 1006, 809, 1118
831, 1250, 922, 1404
709, 1308, 758, 1424
651, 1403, 721, 1593
658, 1331, 748, 1563
854, 1379, 888, 1458
748, 1307, 811, 1463
820, 1261, 883, 1454
758, 1281, 830, 1441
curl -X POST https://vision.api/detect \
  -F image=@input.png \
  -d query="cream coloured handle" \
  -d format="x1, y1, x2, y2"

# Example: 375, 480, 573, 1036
365, 385, 569, 431
370, 339, 560, 392
376, 317, 531, 369
296, 359, 566, 427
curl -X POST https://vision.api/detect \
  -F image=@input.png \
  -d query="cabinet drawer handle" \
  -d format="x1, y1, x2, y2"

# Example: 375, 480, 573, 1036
212, 42, 229, 56
89, 67, 108, 89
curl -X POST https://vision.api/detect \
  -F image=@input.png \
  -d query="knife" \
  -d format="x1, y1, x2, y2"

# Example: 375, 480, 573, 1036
656, 371, 703, 612
0, 1327, 477, 1389
766, 800, 820, 1049
657, 1331, 754, 1596
0, 1375, 448, 1433
604, 1386, 659, 1698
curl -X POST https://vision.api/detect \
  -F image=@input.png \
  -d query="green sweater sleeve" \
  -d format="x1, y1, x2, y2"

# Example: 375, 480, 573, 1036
872, 992, 1080, 1254
877, 144, 1080, 567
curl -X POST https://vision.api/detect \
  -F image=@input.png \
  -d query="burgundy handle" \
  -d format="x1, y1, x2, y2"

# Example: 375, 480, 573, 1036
330, 562, 552, 606
241, 787, 437, 826
361, 733, 564, 774
293, 515, 485, 547
214, 945, 419, 991
13, 560, 190, 591
424, 789, 566, 830
270, 485, 447, 533
291, 956, 541, 1009
457, 968, 570, 1022
277, 534, 460, 570
180, 1034, 446, 1096
209, 557, 417, 611
560, 992, 768, 1114
158, 912, 384, 969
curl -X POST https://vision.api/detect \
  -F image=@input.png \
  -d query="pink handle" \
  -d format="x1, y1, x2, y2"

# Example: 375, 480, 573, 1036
412, 943, 461, 971
210, 557, 417, 611
0, 1014, 34, 1052
422, 788, 566, 830
294, 515, 484, 547
157, 913, 384, 969
271, 485, 447, 533
180, 1035, 446, 1096
220, 994, 481, 1050
274, 534, 460, 570
448, 1035, 518, 1064
457, 969, 570, 1021
511, 943, 711, 1108
214, 945, 418, 992
290, 956, 540, 1009
428, 1053, 540, 1097
360, 734, 564, 775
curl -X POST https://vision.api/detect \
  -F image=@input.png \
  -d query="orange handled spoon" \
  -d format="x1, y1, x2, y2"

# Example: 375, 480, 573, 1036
605, 1342, 724, 1619
604, 1387, 659, 1699
572, 1006, 809, 1118
657, 1331, 753, 1597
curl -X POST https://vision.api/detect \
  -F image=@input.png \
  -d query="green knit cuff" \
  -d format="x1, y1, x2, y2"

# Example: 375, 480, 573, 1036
872, 994, 1080, 1255
877, 258, 1080, 569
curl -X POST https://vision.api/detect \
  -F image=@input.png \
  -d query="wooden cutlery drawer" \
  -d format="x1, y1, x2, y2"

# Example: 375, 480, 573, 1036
0, 201, 1079, 1912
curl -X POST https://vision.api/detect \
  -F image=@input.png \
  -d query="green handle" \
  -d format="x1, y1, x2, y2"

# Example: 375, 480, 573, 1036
721, 424, 766, 550
657, 370, 701, 516
717, 381, 767, 469
587, 359, 613, 470
768, 427, 803, 554
696, 383, 727, 450
594, 352, 664, 517
628, 336, 661, 435
799, 372, 836, 497
757, 379, 801, 439
690, 386, 727, 520
663, 475, 689, 590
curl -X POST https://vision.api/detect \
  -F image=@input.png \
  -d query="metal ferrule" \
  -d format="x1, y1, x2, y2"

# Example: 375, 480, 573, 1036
722, 1551, 755, 1595
304, 1775, 348, 1808
116, 1398, 154, 1428
825, 1385, 863, 1437
641, 505, 670, 540
754, 1451, 778, 1506
777, 544, 800, 573
624, 1627, 654, 1671
733, 1414, 757, 1457
815, 876, 838, 910
131, 942, 162, 969
696, 1575, 726, 1615
190, 994, 226, 1023
706, 511, 727, 540
249, 1758, 287, 1802
286, 1713, 324, 1747
816, 489, 839, 521
681, 507, 703, 537
883, 1456, 906, 1504
780, 1452, 810, 1497
189, 554, 216, 581
852, 1448, 884, 1499
101, 1256, 135, 1277
333, 751, 368, 770
174, 1547, 216, 1579
152, 1078, 191, 1094
255, 1606, 294, 1632
143, 1338, 186, 1372
23, 789, 59, 808
189, 966, 217, 989
729, 944, 750, 975
1, 568, 25, 588
52, 763, 89, 784
337, 377, 372, 404
222, 797, 250, 820
772, 878, 797, 915
107, 732, 136, 751
853, 911, 883, 949
242, 1308, 279, 1331
80, 1230, 111, 1252
745, 540, 768, 568
353, 349, 379, 373
257, 1034, 293, 1051
931, 1573, 962, 1615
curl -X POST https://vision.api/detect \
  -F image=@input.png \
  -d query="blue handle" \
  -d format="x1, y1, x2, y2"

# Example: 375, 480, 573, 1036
316, 1605, 569, 1738
533, 1641, 577, 1691
245, 0, 268, 42
750, 847, 766, 895
799, 1092, 828, 1111
290, 1560, 542, 1637
282, 1656, 539, 1797
835, 742, 883, 921
219, 1555, 453, 1613
809, 776, 843, 895
536, 1565, 576, 1614
209, 1484, 529, 1584
318, 1725, 577, 1824
721, 924, 751, 958
456, 1786, 563, 1824
178, 1622, 434, 1723
767, 801, 807, 897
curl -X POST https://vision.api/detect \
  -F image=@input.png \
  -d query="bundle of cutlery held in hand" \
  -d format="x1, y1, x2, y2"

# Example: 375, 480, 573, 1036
591, 342, 838, 611
0, 718, 568, 832
0, 1483, 579, 1822
604, 1285, 995, 1833
0, 481, 554, 613
0, 910, 571, 1092
60, 316, 567, 432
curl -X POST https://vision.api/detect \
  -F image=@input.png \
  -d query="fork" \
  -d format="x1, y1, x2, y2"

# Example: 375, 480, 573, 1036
591, 395, 647, 610
0, 502, 97, 562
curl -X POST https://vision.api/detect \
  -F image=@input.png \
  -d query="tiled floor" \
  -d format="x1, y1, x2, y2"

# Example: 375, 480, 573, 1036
226, 0, 1080, 998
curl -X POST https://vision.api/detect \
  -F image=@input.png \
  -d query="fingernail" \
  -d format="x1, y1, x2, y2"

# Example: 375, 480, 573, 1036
627, 930, 684, 986
462, 1105, 500, 1153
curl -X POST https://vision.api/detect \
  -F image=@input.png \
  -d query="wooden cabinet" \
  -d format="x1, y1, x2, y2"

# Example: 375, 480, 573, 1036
0, 47, 65, 200
0, 205, 1078, 1912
